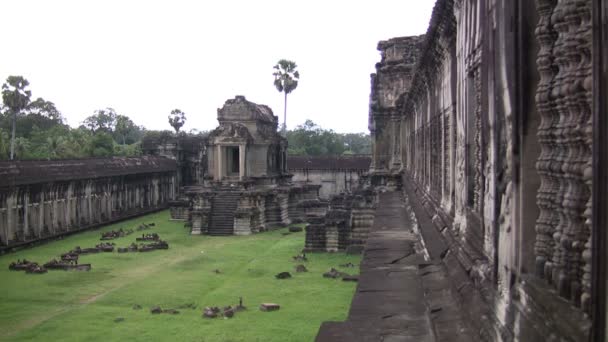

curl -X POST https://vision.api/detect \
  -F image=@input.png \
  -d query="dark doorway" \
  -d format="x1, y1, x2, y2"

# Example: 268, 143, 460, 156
227, 146, 240, 175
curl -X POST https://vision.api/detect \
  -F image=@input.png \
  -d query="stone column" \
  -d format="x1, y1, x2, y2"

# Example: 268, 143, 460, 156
239, 144, 246, 180
369, 130, 377, 171
216, 145, 223, 181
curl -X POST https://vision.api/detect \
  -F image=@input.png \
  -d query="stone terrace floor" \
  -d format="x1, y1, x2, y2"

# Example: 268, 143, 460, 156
315, 191, 474, 342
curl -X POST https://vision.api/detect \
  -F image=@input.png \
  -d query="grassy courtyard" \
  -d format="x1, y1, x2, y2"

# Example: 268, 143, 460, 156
0, 211, 360, 342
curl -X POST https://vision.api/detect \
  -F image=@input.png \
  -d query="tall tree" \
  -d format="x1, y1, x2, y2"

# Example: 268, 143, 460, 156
273, 59, 299, 133
168, 109, 186, 133
82, 108, 118, 133
115, 115, 136, 145
1, 76, 31, 160
26, 97, 63, 122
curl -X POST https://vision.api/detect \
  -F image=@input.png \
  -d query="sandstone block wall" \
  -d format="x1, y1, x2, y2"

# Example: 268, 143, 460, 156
369, 0, 608, 339
288, 155, 370, 199
0, 157, 177, 250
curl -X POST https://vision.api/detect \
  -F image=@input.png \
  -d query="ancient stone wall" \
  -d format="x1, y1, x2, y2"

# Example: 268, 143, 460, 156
288, 155, 370, 199
0, 156, 177, 250
371, 0, 606, 339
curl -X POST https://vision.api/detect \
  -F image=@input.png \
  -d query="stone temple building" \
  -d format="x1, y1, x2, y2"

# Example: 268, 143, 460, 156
145, 96, 326, 236
1, 0, 607, 340
315, 0, 608, 341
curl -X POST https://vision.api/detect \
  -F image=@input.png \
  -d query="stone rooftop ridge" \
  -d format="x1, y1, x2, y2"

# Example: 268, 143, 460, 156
377, 35, 426, 66
287, 155, 371, 171
217, 95, 278, 125
400, 0, 456, 116
0, 156, 177, 188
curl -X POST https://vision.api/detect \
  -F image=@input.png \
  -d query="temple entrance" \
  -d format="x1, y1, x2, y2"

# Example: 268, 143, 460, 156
226, 146, 240, 176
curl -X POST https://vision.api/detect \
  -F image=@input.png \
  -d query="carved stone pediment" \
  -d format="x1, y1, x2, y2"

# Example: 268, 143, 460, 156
209, 123, 253, 144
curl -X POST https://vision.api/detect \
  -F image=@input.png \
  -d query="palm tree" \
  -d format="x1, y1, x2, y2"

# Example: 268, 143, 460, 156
168, 109, 186, 134
273, 60, 299, 133
1, 76, 31, 160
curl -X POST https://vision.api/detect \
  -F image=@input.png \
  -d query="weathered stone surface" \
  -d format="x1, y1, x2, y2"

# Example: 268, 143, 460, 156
150, 306, 162, 314
0, 157, 177, 251
203, 307, 219, 318
341, 275, 359, 282
288, 226, 303, 233
323, 268, 349, 279
357, 0, 607, 338
259, 303, 280, 312
295, 264, 308, 273
275, 272, 291, 279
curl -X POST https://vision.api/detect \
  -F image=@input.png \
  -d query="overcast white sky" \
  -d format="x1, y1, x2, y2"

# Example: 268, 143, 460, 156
0, 0, 434, 133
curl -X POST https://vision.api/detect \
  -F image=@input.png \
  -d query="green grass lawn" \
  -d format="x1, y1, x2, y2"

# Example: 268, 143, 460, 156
0, 211, 360, 342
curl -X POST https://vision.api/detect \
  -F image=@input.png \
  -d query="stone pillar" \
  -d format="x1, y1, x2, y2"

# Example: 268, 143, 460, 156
216, 145, 223, 181
239, 144, 246, 180
369, 130, 377, 171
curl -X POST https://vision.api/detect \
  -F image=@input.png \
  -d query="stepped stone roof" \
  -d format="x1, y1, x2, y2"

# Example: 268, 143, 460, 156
217, 95, 277, 124
0, 156, 177, 187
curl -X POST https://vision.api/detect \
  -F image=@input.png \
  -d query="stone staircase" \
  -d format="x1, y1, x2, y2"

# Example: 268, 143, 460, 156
209, 189, 240, 236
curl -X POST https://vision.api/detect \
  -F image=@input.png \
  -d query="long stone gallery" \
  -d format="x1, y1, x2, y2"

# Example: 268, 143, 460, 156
1, 0, 607, 341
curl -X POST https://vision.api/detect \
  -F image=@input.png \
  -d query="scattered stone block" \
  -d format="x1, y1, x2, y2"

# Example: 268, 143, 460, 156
288, 226, 303, 233
275, 272, 292, 279
203, 306, 220, 318
25, 265, 47, 274
162, 309, 180, 314
259, 303, 280, 312
323, 268, 349, 279
342, 275, 359, 282
136, 233, 160, 241
150, 306, 162, 314
340, 262, 356, 268
43, 259, 91, 271
96, 242, 115, 252
9, 259, 39, 271
292, 253, 308, 262
295, 264, 308, 273
223, 306, 235, 318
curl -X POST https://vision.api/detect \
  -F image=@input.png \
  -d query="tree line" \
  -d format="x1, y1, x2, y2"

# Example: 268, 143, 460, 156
0, 75, 369, 161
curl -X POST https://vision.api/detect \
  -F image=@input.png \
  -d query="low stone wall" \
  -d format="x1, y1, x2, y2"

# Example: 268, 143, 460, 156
0, 157, 178, 250
288, 155, 370, 199
304, 189, 376, 253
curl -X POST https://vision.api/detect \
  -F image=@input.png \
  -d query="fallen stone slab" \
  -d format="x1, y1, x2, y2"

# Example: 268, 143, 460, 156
342, 275, 359, 282
289, 226, 303, 233
95, 243, 115, 252
259, 303, 280, 312
150, 306, 162, 314
8, 260, 39, 271
275, 272, 292, 279
43, 260, 91, 271
25, 265, 47, 274
223, 306, 235, 318
203, 306, 221, 318
292, 253, 308, 262
323, 268, 350, 279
